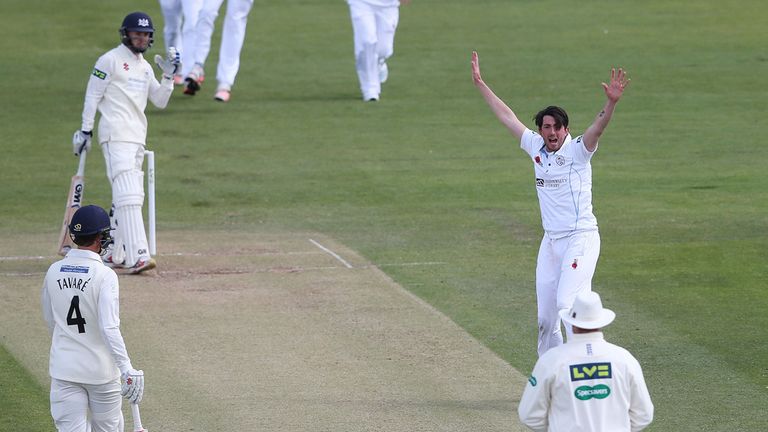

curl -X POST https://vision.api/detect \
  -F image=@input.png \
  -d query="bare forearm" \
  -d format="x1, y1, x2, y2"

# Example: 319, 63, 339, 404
475, 79, 526, 139
583, 100, 618, 151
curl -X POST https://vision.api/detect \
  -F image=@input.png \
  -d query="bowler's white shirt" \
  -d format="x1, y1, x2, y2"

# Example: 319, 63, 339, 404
520, 129, 598, 239
42, 249, 133, 384
518, 332, 654, 432
81, 44, 172, 145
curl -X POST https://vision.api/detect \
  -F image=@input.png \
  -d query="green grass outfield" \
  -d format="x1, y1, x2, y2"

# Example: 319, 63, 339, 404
2, 0, 767, 430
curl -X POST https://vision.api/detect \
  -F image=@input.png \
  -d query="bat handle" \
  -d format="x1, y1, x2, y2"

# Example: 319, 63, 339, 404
131, 403, 147, 432
76, 149, 88, 177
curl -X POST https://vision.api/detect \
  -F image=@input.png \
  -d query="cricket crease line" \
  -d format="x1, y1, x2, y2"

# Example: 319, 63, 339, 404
308, 239, 354, 269
0, 251, 322, 261
1, 261, 446, 278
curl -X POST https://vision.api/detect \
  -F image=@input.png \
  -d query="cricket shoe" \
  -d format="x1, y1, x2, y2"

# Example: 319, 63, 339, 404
183, 65, 205, 95
214, 88, 231, 102
128, 257, 156, 275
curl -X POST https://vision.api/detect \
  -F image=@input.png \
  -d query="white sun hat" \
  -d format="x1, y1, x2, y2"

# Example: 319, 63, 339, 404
559, 291, 616, 330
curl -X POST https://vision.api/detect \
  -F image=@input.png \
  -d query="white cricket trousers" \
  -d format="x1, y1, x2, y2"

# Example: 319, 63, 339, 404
192, 0, 254, 89
535, 230, 600, 357
158, 0, 205, 77
50, 377, 123, 432
348, 1, 399, 99
102, 141, 150, 267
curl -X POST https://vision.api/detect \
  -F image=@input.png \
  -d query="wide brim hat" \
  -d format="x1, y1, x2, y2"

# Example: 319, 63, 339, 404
559, 291, 616, 330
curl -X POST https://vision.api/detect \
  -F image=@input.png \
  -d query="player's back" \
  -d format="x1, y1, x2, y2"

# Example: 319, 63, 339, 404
43, 249, 120, 384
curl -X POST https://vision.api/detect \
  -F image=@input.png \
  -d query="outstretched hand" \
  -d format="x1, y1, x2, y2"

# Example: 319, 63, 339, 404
602, 67, 630, 103
471, 51, 483, 85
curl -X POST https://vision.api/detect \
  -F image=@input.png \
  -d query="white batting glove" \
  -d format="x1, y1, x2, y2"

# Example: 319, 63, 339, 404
121, 369, 145, 404
154, 47, 181, 79
72, 130, 92, 156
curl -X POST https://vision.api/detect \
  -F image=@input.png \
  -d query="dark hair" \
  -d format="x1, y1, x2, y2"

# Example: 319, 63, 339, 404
534, 106, 569, 129
72, 233, 100, 247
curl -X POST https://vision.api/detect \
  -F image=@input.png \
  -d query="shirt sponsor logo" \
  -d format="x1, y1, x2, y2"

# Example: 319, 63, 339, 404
536, 178, 567, 188
528, 376, 537, 386
570, 362, 612, 381
575, 384, 611, 400
92, 68, 107, 80
61, 265, 89, 274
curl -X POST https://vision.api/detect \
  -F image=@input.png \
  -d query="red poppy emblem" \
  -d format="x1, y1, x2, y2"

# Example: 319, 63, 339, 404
534, 156, 541, 164
571, 259, 578, 269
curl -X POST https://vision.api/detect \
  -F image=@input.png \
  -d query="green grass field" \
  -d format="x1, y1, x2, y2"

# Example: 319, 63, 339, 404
2, 0, 767, 430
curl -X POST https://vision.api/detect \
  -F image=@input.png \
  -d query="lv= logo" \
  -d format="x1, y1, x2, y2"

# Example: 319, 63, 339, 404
570, 362, 612, 381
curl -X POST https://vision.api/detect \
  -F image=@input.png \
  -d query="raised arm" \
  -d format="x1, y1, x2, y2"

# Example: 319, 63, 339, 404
582, 67, 630, 152
472, 51, 527, 140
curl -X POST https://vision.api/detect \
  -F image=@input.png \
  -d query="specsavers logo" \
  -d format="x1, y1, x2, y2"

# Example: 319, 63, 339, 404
574, 384, 611, 401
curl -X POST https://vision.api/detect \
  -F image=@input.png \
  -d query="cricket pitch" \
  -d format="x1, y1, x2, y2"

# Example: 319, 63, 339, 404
0, 230, 528, 431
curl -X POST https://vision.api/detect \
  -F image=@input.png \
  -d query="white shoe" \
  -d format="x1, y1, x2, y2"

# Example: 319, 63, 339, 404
379, 61, 388, 83
363, 92, 379, 102
214, 88, 231, 102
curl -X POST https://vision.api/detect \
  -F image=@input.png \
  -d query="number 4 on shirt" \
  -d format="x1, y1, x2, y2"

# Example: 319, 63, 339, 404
67, 296, 87, 333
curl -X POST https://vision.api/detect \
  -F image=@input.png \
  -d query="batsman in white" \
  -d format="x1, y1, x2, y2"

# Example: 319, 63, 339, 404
471, 51, 630, 357
73, 11, 180, 274
517, 291, 654, 431
157, 0, 204, 85
42, 205, 145, 432
183, 0, 255, 102
346, 0, 411, 101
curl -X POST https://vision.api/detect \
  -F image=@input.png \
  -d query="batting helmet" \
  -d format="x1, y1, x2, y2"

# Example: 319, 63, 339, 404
69, 205, 111, 237
119, 11, 154, 53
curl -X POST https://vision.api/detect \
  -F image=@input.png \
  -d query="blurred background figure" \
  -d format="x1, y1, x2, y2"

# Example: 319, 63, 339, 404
346, 0, 411, 101
157, 0, 204, 85
183, 0, 255, 102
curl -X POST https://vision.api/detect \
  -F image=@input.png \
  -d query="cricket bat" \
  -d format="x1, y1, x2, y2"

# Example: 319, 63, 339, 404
56, 151, 87, 256
131, 403, 148, 432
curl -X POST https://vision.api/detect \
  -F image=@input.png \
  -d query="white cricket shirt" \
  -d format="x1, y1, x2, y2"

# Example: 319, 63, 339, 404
42, 249, 133, 384
518, 332, 654, 432
520, 129, 598, 239
80, 44, 173, 145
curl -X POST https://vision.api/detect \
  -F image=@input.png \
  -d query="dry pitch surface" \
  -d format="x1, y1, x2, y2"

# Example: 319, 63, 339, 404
1, 230, 528, 431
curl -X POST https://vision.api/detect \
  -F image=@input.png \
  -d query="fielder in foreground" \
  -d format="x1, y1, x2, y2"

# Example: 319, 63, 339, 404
42, 205, 145, 431
72, 11, 180, 274
517, 291, 653, 431
471, 51, 630, 356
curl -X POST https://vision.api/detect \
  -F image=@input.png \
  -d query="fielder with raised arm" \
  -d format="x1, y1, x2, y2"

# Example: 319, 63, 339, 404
42, 205, 145, 431
73, 11, 180, 274
471, 51, 630, 357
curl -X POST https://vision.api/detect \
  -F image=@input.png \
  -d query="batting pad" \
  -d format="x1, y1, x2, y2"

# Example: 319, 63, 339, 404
112, 170, 150, 267
112, 170, 144, 208
114, 205, 150, 267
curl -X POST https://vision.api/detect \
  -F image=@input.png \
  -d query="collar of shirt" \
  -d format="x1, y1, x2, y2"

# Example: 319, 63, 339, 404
117, 43, 143, 60
568, 331, 605, 343
66, 248, 103, 262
